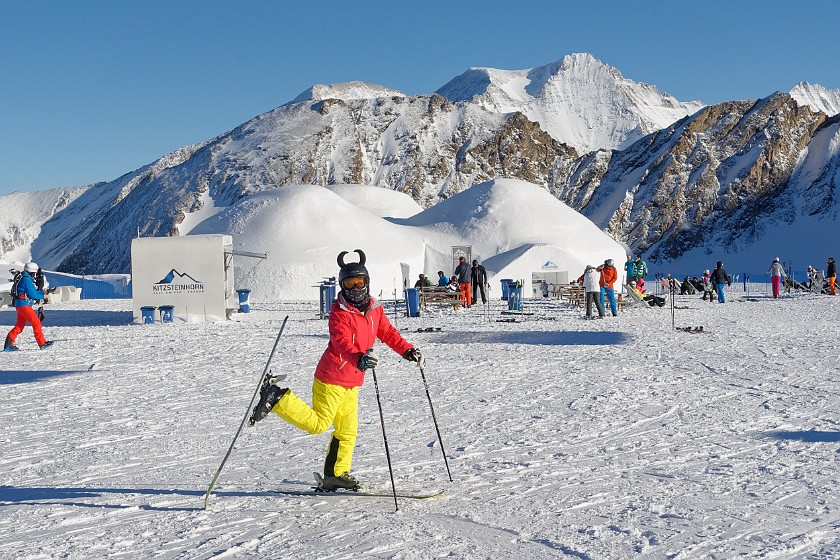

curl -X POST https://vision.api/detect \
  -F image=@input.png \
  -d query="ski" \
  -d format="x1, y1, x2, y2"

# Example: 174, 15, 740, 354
270, 488, 445, 500
290, 473, 443, 500
204, 316, 289, 509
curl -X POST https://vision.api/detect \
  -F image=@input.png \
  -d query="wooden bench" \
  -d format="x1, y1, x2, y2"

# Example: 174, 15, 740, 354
419, 287, 462, 310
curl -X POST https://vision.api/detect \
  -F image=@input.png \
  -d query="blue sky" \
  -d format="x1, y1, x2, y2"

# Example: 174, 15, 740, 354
2, 0, 838, 195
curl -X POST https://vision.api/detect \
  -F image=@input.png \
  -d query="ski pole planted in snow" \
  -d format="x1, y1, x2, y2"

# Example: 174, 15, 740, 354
419, 364, 453, 482
370, 366, 399, 511
204, 316, 289, 509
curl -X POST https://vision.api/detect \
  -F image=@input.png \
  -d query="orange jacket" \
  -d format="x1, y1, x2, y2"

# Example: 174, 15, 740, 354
600, 265, 618, 288
315, 293, 413, 388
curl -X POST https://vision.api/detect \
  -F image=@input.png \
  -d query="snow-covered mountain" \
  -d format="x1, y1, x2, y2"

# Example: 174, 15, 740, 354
4, 53, 840, 279
790, 82, 840, 117
436, 53, 705, 153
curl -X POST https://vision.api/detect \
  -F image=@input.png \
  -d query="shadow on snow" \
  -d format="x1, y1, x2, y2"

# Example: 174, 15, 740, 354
430, 331, 630, 346
0, 483, 313, 512
0, 370, 88, 385
768, 430, 840, 443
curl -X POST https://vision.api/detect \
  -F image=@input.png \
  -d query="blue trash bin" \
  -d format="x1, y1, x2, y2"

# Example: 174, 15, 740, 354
405, 288, 420, 317
236, 288, 251, 313
159, 305, 175, 323
319, 282, 336, 319
507, 282, 522, 311
500, 279, 513, 301
140, 306, 156, 324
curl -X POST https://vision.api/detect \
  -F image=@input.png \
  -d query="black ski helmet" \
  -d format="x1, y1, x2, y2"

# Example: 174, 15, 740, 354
337, 249, 370, 307
337, 249, 369, 285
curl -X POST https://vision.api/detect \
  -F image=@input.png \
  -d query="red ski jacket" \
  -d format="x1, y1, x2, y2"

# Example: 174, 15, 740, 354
314, 294, 413, 388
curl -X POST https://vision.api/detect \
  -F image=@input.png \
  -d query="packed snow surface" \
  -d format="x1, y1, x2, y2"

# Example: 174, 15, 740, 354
3, 285, 840, 558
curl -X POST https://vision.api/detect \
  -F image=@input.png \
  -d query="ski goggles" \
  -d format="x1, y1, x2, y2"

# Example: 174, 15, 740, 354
341, 276, 368, 290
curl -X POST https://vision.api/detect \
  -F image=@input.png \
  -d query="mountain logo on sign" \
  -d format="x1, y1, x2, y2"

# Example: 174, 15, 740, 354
153, 269, 204, 294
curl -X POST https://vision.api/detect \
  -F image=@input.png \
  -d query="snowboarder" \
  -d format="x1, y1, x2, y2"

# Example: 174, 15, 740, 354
583, 265, 605, 319
599, 259, 618, 316
249, 250, 424, 491
470, 260, 488, 305
711, 261, 731, 303
453, 257, 472, 307
4, 262, 53, 351
768, 258, 786, 299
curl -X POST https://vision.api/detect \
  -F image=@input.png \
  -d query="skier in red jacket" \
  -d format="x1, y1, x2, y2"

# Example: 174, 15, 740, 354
250, 249, 423, 491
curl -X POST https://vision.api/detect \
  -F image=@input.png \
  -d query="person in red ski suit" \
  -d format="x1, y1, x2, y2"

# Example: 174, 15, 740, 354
5, 262, 53, 351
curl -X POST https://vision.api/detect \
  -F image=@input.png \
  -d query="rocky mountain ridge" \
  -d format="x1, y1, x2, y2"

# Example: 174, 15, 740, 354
2, 54, 839, 275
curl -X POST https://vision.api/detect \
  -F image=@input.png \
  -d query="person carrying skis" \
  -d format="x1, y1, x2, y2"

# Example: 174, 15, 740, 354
828, 257, 836, 295
453, 256, 472, 307
470, 259, 488, 305
768, 258, 786, 299
249, 250, 424, 491
4, 262, 53, 351
599, 258, 618, 316
711, 261, 731, 303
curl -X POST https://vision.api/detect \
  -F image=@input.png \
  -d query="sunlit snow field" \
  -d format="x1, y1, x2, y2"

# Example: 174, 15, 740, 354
2, 284, 840, 558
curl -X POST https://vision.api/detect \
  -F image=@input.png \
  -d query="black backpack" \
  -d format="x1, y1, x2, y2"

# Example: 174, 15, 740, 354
10, 271, 23, 301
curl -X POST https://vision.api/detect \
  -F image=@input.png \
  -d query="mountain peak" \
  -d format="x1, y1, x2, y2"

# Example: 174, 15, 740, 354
290, 81, 405, 104
436, 53, 703, 153
789, 81, 840, 116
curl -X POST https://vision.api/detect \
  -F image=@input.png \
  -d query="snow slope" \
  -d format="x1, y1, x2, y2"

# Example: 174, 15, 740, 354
2, 285, 840, 558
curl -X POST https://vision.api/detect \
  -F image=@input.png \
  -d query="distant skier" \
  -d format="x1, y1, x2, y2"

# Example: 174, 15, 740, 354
470, 259, 488, 305
624, 255, 636, 287
828, 257, 836, 295
633, 256, 648, 293
453, 257, 472, 307
599, 259, 619, 316
711, 261, 731, 303
4, 262, 53, 351
249, 250, 423, 491
768, 258, 787, 299
583, 265, 605, 319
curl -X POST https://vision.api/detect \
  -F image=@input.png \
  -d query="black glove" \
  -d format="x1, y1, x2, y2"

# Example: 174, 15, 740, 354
402, 348, 425, 368
357, 349, 379, 371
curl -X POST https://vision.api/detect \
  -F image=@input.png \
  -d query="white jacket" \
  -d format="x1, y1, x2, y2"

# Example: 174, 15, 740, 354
583, 268, 601, 292
768, 262, 786, 278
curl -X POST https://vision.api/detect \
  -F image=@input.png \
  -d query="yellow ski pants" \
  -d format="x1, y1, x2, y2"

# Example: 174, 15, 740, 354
272, 378, 359, 477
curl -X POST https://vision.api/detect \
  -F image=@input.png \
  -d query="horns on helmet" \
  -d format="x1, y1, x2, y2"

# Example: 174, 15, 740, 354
337, 249, 366, 268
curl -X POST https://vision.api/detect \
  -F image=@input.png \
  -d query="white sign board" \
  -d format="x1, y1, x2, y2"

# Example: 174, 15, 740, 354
131, 235, 235, 322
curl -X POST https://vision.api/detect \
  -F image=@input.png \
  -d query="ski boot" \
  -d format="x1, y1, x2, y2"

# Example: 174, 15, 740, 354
321, 472, 359, 492
248, 377, 287, 426
40, 341, 54, 349
4, 336, 18, 352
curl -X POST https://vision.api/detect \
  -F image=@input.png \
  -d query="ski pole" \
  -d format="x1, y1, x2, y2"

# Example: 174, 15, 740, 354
370, 367, 399, 511
418, 364, 453, 482
204, 316, 289, 509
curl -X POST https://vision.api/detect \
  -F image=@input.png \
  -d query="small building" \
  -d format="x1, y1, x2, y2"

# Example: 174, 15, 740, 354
130, 235, 236, 323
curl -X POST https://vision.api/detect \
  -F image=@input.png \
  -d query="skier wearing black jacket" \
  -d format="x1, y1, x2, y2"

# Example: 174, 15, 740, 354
711, 261, 731, 303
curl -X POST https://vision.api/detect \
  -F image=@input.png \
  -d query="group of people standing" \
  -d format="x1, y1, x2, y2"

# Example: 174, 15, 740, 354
581, 259, 620, 319
416, 257, 489, 308
775, 257, 836, 297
